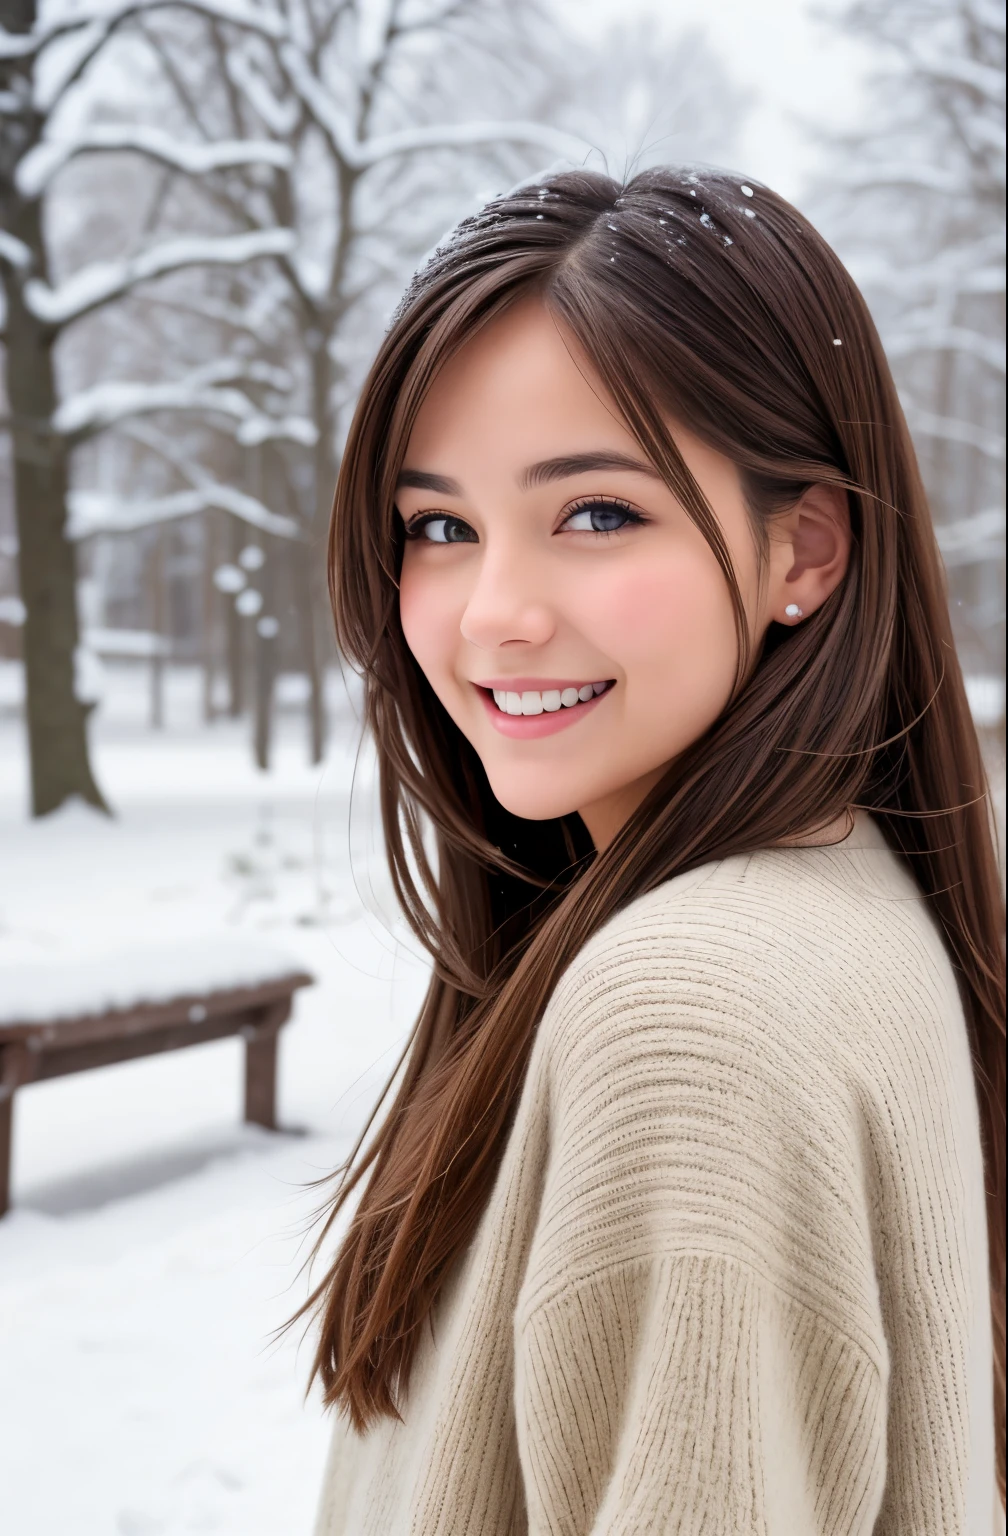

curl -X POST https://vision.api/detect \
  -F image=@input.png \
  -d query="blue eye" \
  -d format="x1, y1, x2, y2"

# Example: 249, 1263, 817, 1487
563, 499, 641, 533
406, 514, 478, 544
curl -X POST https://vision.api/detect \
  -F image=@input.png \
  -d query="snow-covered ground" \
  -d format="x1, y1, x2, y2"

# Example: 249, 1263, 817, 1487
0, 663, 1003, 1536
0, 665, 430, 1536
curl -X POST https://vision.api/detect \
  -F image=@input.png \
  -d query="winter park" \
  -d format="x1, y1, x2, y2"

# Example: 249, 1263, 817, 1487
0, 1, 1004, 1533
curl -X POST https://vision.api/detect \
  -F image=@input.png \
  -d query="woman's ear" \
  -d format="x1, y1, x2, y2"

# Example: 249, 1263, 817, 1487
774, 483, 852, 619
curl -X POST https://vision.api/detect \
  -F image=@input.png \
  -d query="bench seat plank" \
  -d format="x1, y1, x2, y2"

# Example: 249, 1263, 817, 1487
0, 960, 314, 1216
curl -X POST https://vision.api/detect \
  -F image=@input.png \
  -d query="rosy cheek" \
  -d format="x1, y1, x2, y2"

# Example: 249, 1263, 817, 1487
398, 561, 458, 681
576, 558, 713, 655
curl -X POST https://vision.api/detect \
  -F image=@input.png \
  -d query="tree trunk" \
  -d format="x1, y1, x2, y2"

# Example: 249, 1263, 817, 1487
149, 527, 165, 730
253, 535, 275, 771
225, 514, 244, 716
305, 345, 337, 766
201, 510, 216, 724
294, 538, 326, 765
4, 200, 108, 816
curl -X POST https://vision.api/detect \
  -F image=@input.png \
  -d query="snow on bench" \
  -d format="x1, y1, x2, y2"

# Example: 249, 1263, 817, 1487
0, 939, 315, 1215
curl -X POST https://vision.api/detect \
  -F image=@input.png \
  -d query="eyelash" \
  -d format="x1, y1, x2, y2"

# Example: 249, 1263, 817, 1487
401, 496, 647, 541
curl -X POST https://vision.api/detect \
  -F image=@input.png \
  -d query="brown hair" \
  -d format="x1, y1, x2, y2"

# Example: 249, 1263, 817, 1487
301, 167, 1006, 1502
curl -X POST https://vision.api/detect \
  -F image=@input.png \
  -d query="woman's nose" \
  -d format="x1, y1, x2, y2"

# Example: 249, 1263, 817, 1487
458, 545, 555, 650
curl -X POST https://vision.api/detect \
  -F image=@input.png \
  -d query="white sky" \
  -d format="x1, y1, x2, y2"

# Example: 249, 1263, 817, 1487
552, 0, 876, 203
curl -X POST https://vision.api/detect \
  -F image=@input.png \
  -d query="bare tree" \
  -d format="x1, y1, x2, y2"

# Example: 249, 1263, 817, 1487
0, 0, 584, 808
814, 0, 1005, 723
106, 0, 583, 764
0, 0, 301, 815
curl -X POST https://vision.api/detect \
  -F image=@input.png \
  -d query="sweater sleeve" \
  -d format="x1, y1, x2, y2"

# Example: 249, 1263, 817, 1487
510, 902, 896, 1536
514, 1251, 887, 1535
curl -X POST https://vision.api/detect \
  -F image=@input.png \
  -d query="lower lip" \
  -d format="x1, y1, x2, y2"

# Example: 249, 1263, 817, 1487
476, 685, 612, 738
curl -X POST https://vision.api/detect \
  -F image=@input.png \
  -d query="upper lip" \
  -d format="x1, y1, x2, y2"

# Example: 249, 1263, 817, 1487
473, 677, 611, 692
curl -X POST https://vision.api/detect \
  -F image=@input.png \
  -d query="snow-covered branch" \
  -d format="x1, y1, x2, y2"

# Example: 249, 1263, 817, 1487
52, 373, 317, 446
829, 162, 963, 197
0, 230, 33, 269
902, 402, 1006, 461
16, 124, 292, 199
910, 47, 1006, 104
846, 249, 1006, 299
935, 506, 1006, 567
225, 46, 300, 137
0, 0, 285, 63
278, 43, 587, 170
236, 414, 316, 446
886, 326, 1006, 373
2, 2, 289, 117
23, 227, 294, 328
67, 484, 301, 540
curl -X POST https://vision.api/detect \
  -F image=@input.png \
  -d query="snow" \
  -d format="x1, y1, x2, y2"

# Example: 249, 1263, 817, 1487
225, 47, 300, 138
236, 413, 318, 447
53, 376, 316, 449
24, 228, 296, 328
935, 507, 1007, 567
1, 937, 308, 1025
16, 124, 293, 199
68, 485, 301, 541
237, 545, 265, 572
213, 562, 246, 594
235, 587, 263, 616
900, 402, 1006, 462
0, 658, 1003, 1536
277, 42, 585, 172
0, 595, 27, 625
885, 325, 1005, 372
0, 228, 32, 268
0, 0, 286, 63
0, 658, 25, 708
73, 641, 105, 706
86, 625, 171, 658
965, 675, 1007, 728
0, 663, 428, 1535
55, 380, 261, 436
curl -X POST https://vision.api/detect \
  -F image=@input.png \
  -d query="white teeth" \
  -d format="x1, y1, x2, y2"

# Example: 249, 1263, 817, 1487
489, 683, 609, 713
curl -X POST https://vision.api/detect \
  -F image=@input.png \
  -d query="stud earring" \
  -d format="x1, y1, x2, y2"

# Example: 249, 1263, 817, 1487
784, 603, 803, 619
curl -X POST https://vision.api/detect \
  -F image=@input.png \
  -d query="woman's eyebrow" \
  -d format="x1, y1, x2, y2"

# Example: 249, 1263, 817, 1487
396, 469, 462, 494
518, 452, 661, 489
396, 452, 660, 497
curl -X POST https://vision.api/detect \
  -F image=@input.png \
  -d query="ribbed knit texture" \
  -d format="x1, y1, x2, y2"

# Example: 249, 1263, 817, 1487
312, 811, 1003, 1536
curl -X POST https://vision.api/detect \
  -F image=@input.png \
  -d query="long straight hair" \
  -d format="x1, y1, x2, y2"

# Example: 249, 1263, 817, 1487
300, 167, 1006, 1503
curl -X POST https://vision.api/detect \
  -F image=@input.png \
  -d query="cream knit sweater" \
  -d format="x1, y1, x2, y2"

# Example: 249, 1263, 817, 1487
312, 810, 1003, 1536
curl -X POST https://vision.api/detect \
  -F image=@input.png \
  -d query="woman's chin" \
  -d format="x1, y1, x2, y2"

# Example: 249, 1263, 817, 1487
485, 781, 584, 825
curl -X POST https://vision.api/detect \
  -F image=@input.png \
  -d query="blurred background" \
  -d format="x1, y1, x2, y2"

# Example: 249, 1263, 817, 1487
0, 1, 1003, 1532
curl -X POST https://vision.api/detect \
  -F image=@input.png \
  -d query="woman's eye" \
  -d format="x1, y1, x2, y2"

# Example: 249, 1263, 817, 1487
562, 500, 641, 534
407, 514, 478, 544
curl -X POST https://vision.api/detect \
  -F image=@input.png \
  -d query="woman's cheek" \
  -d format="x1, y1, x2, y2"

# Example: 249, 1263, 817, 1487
574, 555, 711, 656
398, 564, 450, 688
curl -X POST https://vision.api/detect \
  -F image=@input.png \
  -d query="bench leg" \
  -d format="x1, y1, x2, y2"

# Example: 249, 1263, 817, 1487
244, 1028, 280, 1130
0, 1091, 12, 1218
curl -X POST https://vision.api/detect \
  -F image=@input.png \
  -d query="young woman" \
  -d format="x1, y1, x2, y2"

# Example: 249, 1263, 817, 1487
304, 168, 1006, 1534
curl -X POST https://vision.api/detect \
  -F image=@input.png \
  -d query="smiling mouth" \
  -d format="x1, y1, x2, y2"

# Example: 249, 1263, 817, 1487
481, 681, 614, 716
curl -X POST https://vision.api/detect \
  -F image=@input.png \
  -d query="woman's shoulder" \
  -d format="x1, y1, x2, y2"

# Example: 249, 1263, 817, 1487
539, 809, 964, 1086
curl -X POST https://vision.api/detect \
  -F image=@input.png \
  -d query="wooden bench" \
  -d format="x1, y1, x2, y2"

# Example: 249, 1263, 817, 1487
0, 945, 314, 1216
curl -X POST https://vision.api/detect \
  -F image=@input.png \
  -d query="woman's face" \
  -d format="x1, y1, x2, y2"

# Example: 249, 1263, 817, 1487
397, 295, 848, 848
